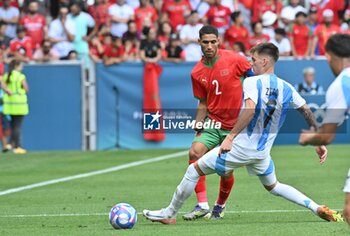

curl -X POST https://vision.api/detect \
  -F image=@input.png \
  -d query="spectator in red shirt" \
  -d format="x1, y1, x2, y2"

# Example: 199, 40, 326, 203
311, 0, 345, 25
20, 0, 47, 50
134, 0, 158, 33
251, 0, 282, 24
103, 36, 125, 65
311, 9, 340, 57
161, 0, 192, 31
0, 0, 19, 8
224, 11, 249, 50
88, 0, 111, 28
89, 35, 105, 62
248, 21, 270, 49
158, 21, 173, 50
162, 33, 185, 63
204, 0, 231, 35
288, 11, 313, 58
9, 26, 32, 62
122, 20, 140, 61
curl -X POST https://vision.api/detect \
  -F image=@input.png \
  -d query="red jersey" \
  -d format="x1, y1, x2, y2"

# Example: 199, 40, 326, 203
88, 2, 111, 27
0, 63, 4, 76
20, 14, 46, 49
205, 4, 231, 29
248, 34, 270, 49
314, 23, 340, 55
311, 0, 344, 25
161, 0, 192, 31
288, 24, 312, 56
191, 50, 251, 130
9, 36, 33, 59
224, 25, 249, 49
134, 6, 158, 32
252, 0, 282, 23
104, 45, 125, 58
0, 0, 19, 8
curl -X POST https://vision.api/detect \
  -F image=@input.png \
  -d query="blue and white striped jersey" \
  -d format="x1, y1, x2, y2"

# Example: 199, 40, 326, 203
232, 74, 306, 158
323, 67, 350, 125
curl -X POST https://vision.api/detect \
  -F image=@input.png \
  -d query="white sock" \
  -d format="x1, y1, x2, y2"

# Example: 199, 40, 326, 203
198, 202, 210, 210
165, 164, 200, 216
270, 182, 320, 214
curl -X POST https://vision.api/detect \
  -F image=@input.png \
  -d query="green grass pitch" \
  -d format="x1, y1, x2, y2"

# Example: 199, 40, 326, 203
0, 145, 349, 235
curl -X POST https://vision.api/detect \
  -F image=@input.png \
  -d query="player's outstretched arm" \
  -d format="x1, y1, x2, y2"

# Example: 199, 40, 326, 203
219, 98, 256, 154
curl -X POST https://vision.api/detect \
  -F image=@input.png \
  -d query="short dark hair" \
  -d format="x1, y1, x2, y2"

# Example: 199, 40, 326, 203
250, 43, 279, 62
325, 34, 350, 58
199, 25, 218, 39
231, 11, 241, 22
274, 28, 286, 37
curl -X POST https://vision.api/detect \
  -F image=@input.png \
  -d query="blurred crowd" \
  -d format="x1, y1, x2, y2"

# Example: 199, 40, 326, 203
0, 0, 350, 65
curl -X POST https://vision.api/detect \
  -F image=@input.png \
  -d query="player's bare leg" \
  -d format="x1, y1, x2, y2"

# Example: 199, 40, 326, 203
260, 170, 343, 222
183, 142, 210, 220
344, 193, 350, 224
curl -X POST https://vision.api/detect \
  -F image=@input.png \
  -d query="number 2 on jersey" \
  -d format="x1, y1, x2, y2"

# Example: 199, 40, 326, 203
212, 80, 222, 95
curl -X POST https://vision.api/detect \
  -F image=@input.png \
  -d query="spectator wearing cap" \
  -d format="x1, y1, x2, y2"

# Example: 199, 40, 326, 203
310, 0, 344, 25
162, 33, 185, 63
139, 27, 161, 63
251, 0, 283, 24
0, 0, 19, 40
261, 10, 277, 39
161, 0, 192, 32
48, 5, 76, 60
134, 0, 158, 34
269, 28, 291, 56
224, 11, 249, 50
294, 66, 324, 95
9, 26, 33, 62
103, 36, 126, 65
280, 0, 306, 29
179, 10, 203, 61
248, 21, 270, 49
311, 9, 340, 57
288, 11, 312, 58
204, 0, 231, 35
20, 0, 47, 50
109, 0, 134, 37
307, 7, 318, 32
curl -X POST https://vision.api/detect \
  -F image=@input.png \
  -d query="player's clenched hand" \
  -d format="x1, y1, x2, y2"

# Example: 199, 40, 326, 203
315, 145, 327, 164
299, 129, 314, 145
219, 136, 233, 155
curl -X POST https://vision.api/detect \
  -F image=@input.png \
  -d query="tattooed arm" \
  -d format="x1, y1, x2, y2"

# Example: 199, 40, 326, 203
297, 104, 318, 131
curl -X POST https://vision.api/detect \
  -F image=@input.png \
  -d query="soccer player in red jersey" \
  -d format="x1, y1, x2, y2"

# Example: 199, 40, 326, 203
161, 0, 192, 31
19, 1, 46, 49
182, 25, 253, 220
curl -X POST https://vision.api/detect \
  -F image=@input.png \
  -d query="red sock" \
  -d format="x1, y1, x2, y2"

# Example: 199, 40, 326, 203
189, 160, 207, 204
216, 175, 234, 206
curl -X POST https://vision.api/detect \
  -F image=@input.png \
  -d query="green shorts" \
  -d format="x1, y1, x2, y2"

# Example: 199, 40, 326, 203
192, 126, 230, 150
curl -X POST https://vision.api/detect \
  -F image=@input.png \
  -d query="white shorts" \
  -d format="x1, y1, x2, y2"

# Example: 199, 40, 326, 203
197, 146, 274, 177
344, 169, 350, 193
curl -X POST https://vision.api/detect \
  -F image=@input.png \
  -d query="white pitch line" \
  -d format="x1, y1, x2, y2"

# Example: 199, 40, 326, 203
0, 209, 343, 218
0, 151, 188, 197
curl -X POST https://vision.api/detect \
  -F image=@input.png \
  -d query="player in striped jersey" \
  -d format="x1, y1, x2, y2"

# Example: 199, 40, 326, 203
143, 43, 343, 224
299, 34, 350, 224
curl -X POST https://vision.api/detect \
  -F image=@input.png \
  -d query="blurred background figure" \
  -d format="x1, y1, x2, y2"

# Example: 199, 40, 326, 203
269, 28, 291, 56
122, 20, 140, 61
109, 0, 134, 37
161, 0, 192, 32
3, 59, 28, 154
9, 26, 32, 63
0, 0, 20, 40
261, 10, 277, 39
162, 33, 185, 63
134, 0, 158, 34
224, 11, 249, 50
280, 0, 306, 29
179, 10, 203, 61
103, 36, 125, 66
89, 34, 105, 63
288, 11, 312, 58
32, 40, 60, 62
48, 5, 76, 60
140, 27, 161, 63
204, 0, 231, 35
294, 66, 324, 95
249, 21, 270, 49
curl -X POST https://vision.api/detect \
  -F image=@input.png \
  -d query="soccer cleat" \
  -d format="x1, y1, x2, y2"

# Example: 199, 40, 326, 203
143, 209, 176, 224
2, 144, 12, 153
317, 205, 344, 222
205, 205, 225, 220
182, 205, 210, 220
13, 147, 27, 154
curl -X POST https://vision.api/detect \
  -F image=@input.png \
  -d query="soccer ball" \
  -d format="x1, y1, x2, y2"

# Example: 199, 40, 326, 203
109, 203, 137, 229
